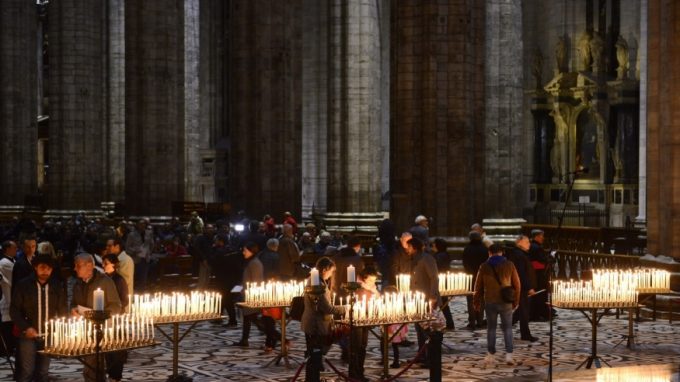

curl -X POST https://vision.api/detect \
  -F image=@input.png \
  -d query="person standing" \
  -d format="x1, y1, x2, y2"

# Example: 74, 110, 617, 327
410, 215, 430, 243
505, 236, 538, 342
12, 237, 37, 293
301, 257, 345, 382
462, 231, 488, 329
393, 237, 440, 367
278, 224, 301, 281
432, 238, 454, 329
473, 244, 521, 366
0, 241, 17, 355
528, 229, 550, 320
125, 220, 154, 292
10, 254, 67, 382
71, 253, 122, 382
106, 238, 134, 296
102, 254, 129, 382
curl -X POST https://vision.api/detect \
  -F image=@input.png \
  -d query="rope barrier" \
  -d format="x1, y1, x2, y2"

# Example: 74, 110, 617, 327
289, 356, 307, 382
378, 339, 430, 382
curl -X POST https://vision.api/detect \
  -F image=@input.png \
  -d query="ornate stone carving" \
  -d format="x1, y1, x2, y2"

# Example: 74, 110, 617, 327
616, 35, 630, 80
577, 31, 592, 72
589, 33, 604, 73
554, 36, 568, 74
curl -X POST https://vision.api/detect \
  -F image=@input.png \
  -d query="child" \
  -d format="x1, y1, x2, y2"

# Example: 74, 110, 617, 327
383, 285, 409, 368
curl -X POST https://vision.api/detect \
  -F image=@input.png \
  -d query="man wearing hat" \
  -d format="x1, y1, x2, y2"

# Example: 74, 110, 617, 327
10, 254, 67, 382
410, 215, 430, 243
528, 229, 550, 320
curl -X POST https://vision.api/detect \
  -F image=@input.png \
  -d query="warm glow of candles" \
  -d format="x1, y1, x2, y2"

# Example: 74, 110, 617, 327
43, 314, 155, 355
128, 291, 223, 323
592, 268, 671, 294
396, 274, 411, 293
438, 272, 473, 294
341, 290, 430, 325
310, 268, 320, 286
243, 281, 305, 307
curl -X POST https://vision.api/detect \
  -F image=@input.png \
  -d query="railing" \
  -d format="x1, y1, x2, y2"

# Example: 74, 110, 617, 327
552, 250, 641, 280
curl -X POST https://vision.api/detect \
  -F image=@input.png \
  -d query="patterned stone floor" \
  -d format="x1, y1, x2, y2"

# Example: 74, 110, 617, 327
1, 299, 680, 381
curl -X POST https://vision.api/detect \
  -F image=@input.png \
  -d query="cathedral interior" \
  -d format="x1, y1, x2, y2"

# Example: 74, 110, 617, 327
1, 0, 680, 381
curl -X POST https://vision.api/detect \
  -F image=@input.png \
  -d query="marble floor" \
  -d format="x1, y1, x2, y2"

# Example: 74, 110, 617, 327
1, 298, 680, 381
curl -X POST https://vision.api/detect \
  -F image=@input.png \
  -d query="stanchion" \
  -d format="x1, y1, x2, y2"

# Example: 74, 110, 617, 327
83, 310, 111, 382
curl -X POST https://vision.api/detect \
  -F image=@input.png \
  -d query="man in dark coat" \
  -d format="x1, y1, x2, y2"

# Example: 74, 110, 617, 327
528, 229, 550, 320
504, 236, 538, 341
462, 231, 488, 329
12, 237, 37, 294
11, 254, 67, 382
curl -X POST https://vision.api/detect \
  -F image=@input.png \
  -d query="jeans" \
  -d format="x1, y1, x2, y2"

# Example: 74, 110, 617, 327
16, 337, 50, 382
485, 302, 514, 354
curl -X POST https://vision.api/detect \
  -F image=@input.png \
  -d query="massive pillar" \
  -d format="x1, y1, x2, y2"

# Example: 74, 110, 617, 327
125, 0, 190, 215
0, 1, 38, 207
48, 0, 106, 211
326, 0, 385, 213
646, 0, 680, 256
229, 0, 303, 219
391, 0, 486, 235
636, 0, 648, 227
301, 0, 329, 217
106, 0, 126, 202
484, 0, 525, 218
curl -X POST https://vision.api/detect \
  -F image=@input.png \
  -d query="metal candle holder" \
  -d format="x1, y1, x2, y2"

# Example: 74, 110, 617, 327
83, 310, 111, 382
304, 284, 327, 295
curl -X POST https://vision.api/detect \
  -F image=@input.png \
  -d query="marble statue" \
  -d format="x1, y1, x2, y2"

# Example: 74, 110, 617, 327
577, 31, 592, 72
550, 106, 569, 181
616, 35, 629, 80
590, 33, 604, 72
555, 36, 567, 74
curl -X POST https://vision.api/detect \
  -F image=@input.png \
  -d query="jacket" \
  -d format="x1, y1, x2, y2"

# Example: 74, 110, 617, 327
278, 236, 300, 279
506, 247, 537, 293
473, 256, 521, 306
10, 274, 67, 333
242, 255, 263, 315
301, 280, 345, 336
392, 250, 440, 304
71, 270, 122, 314
462, 240, 488, 278
116, 250, 134, 296
0, 255, 15, 322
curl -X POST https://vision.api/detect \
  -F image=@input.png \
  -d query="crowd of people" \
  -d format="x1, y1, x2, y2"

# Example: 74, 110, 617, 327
0, 210, 552, 381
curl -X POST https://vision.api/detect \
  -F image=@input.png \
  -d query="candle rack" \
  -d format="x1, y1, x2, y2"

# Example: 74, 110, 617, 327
84, 308, 110, 381
438, 272, 473, 296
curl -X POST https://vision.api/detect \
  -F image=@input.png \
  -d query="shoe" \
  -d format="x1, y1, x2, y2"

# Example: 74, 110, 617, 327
484, 352, 495, 367
210, 319, 223, 324
521, 335, 539, 342
223, 321, 238, 327
504, 353, 515, 365
399, 339, 415, 347
263, 346, 274, 353
465, 323, 476, 330
390, 361, 401, 368
417, 361, 430, 369
446, 324, 455, 330
231, 340, 249, 347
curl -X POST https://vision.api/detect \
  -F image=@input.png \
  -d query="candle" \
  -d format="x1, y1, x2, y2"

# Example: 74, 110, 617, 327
347, 265, 356, 283
310, 268, 320, 286
93, 288, 105, 311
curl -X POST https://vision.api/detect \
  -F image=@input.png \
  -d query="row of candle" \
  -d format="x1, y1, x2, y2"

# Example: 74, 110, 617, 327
244, 280, 306, 306
341, 291, 430, 325
552, 280, 638, 308
438, 272, 473, 294
128, 291, 222, 322
44, 314, 154, 355
592, 269, 671, 293
396, 274, 411, 293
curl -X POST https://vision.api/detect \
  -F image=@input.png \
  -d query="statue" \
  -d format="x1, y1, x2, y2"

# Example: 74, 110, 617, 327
549, 106, 569, 182
589, 33, 604, 73
555, 36, 568, 74
532, 48, 544, 90
616, 35, 629, 79
577, 31, 592, 72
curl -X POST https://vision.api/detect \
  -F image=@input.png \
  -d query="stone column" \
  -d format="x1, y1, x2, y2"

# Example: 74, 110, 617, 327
646, 0, 680, 256
484, 0, 525, 218
301, 0, 329, 217
391, 1, 486, 234
106, 0, 126, 202
125, 0, 186, 215
229, 0, 303, 219
326, 0, 384, 213
184, 0, 203, 202
48, 0, 106, 211
0, 0, 38, 207
636, 0, 648, 227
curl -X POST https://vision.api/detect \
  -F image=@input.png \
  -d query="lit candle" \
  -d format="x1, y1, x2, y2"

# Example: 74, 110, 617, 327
93, 288, 105, 311
310, 268, 320, 286
347, 265, 356, 283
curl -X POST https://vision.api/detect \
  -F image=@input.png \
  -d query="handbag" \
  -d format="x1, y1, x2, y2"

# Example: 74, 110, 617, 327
490, 264, 516, 303
289, 296, 305, 321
